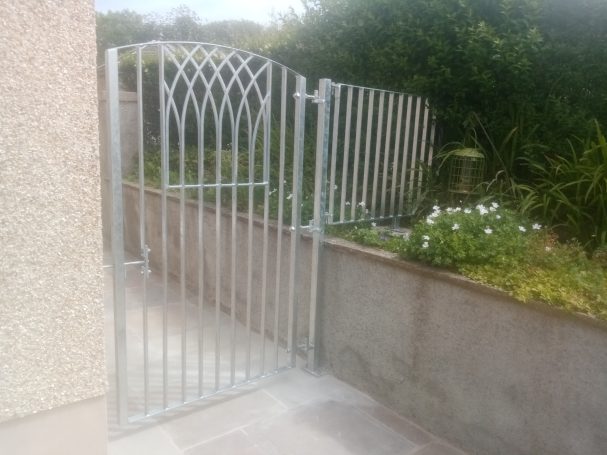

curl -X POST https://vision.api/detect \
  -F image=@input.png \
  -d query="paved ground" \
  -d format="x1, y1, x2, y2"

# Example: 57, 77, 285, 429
104, 252, 466, 455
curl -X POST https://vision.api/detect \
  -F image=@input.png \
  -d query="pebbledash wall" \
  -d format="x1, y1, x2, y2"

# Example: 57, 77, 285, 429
0, 2, 106, 455
120, 187, 607, 455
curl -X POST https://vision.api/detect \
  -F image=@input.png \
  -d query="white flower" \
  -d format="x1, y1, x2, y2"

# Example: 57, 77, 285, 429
426, 218, 435, 225
454, 207, 462, 212
532, 223, 542, 230
345, 201, 351, 206
495, 214, 501, 220
358, 201, 366, 207
464, 208, 472, 214
545, 246, 552, 252
446, 207, 453, 213
484, 227, 493, 235
286, 193, 293, 200
489, 206, 497, 212
333, 184, 338, 190
432, 205, 440, 211
477, 205, 489, 215
422, 235, 430, 241
519, 226, 527, 232
422, 241, 429, 249
429, 211, 439, 219
371, 222, 377, 227
491, 202, 499, 209
452, 223, 460, 231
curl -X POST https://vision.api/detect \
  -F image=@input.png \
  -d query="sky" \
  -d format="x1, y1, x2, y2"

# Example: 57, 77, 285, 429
95, 0, 305, 24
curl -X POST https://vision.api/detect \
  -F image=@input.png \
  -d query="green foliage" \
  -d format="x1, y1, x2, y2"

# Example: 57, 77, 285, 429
518, 122, 607, 250
403, 202, 607, 319
327, 224, 408, 254
328, 203, 607, 320
265, 0, 607, 152
405, 203, 537, 267
462, 241, 607, 320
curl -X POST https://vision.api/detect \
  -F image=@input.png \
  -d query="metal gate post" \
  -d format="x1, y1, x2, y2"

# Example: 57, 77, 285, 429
306, 78, 332, 374
106, 48, 129, 426
287, 76, 307, 367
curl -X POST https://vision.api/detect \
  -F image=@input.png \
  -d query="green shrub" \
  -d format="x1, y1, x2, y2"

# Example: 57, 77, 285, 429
518, 122, 607, 251
328, 202, 607, 320
403, 203, 607, 319
405, 203, 539, 268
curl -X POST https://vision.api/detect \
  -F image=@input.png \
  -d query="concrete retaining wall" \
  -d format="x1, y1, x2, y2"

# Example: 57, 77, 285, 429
319, 239, 607, 455
122, 186, 607, 455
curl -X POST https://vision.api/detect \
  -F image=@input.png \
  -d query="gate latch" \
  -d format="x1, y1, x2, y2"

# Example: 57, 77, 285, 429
141, 245, 151, 277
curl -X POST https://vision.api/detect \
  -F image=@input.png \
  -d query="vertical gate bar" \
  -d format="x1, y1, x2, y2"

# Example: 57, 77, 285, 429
106, 47, 129, 426
371, 91, 385, 218
361, 90, 374, 215
179, 78, 187, 405
273, 68, 287, 371
214, 116, 222, 393
327, 84, 341, 223
350, 88, 364, 219
197, 107, 205, 398
287, 75, 306, 367
408, 96, 422, 204
389, 94, 404, 219
215, 93, 223, 393
380, 92, 394, 218
230, 113, 238, 388
306, 78, 331, 373
259, 65, 273, 376
398, 95, 414, 214
339, 86, 353, 222
136, 46, 150, 416
246, 109, 255, 382
158, 44, 169, 410
416, 101, 431, 202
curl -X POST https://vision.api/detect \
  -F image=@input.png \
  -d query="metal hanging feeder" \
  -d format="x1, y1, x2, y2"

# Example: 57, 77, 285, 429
448, 148, 485, 195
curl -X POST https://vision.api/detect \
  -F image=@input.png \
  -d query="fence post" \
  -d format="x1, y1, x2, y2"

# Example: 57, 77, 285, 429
106, 47, 129, 426
306, 78, 332, 374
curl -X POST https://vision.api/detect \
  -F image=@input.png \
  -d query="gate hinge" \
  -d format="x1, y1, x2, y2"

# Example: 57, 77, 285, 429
293, 90, 325, 104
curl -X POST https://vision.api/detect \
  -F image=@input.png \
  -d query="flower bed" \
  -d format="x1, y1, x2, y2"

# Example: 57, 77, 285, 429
330, 202, 607, 320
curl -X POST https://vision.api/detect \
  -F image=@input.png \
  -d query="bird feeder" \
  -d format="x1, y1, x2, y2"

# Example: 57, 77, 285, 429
448, 148, 485, 195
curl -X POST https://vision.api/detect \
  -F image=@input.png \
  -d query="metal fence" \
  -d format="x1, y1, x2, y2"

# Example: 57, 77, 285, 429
326, 83, 435, 225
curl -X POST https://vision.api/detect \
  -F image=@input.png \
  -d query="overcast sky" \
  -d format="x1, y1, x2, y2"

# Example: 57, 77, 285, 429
95, 0, 305, 24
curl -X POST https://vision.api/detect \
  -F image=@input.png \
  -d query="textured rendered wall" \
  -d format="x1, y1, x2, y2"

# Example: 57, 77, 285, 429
0, 1, 105, 421
319, 239, 607, 455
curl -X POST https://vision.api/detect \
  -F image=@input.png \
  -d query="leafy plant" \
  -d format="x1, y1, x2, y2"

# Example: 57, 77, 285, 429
518, 121, 607, 250
403, 202, 607, 319
405, 202, 539, 268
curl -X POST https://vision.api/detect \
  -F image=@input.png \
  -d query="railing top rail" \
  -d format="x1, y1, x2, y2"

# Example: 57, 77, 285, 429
331, 81, 421, 98
105, 41, 306, 78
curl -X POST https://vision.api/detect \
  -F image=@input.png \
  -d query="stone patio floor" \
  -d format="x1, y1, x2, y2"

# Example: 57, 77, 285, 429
104, 253, 467, 455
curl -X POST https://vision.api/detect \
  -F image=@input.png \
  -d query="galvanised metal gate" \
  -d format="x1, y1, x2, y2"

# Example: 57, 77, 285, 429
105, 42, 432, 425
